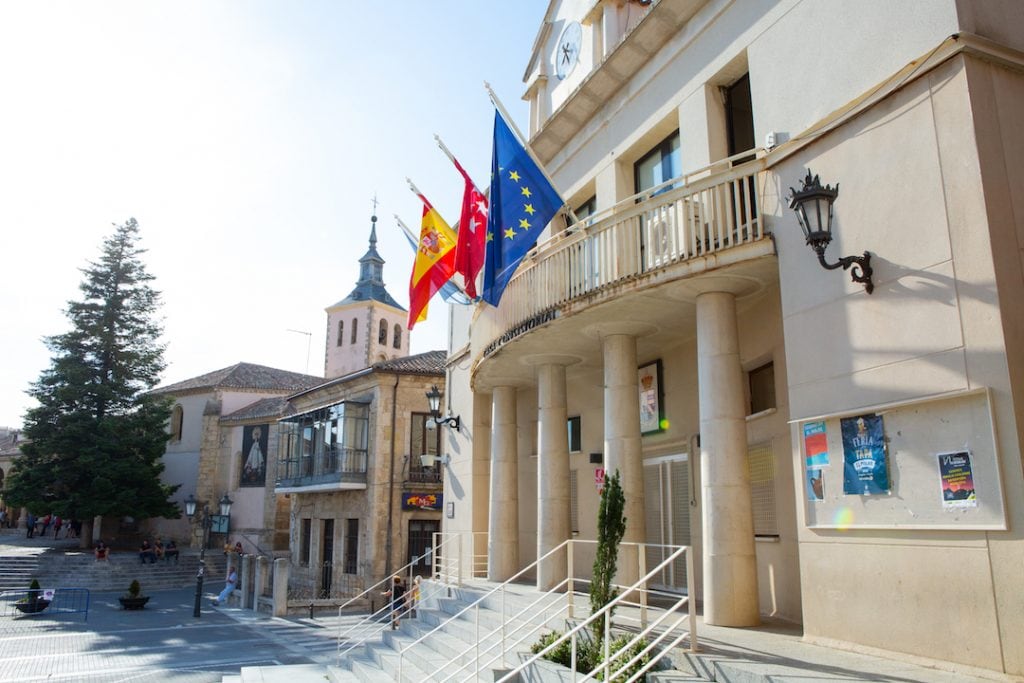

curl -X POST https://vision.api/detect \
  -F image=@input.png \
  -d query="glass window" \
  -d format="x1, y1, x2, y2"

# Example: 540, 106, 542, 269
379, 319, 388, 344
344, 518, 359, 574
634, 131, 681, 196
567, 416, 581, 453
411, 412, 440, 458
393, 325, 402, 349
749, 362, 776, 414
300, 518, 312, 566
336, 320, 343, 347
574, 196, 596, 225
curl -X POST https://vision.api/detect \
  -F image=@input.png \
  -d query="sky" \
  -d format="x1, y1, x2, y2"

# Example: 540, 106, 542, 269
0, 1, 548, 427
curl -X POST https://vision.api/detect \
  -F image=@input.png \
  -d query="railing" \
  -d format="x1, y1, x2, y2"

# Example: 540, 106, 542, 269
484, 152, 767, 347
335, 533, 461, 662
396, 539, 695, 682
432, 531, 488, 583
276, 446, 368, 488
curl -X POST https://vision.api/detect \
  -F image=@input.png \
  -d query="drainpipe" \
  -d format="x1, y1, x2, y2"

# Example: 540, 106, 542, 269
384, 374, 400, 577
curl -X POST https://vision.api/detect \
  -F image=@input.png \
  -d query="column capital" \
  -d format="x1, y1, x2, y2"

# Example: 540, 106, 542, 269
582, 321, 658, 340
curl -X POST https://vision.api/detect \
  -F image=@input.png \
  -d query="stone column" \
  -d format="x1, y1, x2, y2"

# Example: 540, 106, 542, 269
273, 558, 289, 617
697, 291, 759, 626
254, 555, 268, 612
239, 554, 251, 608
529, 356, 577, 591
602, 333, 646, 587
17, 507, 27, 530
487, 386, 519, 582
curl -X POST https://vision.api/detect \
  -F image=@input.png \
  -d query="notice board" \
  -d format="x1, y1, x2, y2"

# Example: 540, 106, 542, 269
801, 388, 1006, 530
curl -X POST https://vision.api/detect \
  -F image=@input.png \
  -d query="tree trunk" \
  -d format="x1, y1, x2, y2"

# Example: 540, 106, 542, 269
79, 519, 93, 549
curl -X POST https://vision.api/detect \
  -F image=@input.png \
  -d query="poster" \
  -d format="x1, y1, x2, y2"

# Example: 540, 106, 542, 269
803, 421, 829, 469
403, 492, 442, 511
638, 360, 664, 434
240, 424, 269, 487
841, 413, 890, 495
806, 469, 825, 501
937, 451, 977, 508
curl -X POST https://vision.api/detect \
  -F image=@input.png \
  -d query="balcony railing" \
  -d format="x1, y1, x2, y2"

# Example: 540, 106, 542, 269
485, 153, 767, 343
276, 446, 368, 489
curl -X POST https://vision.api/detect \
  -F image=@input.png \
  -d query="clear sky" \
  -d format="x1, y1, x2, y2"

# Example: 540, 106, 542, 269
0, 1, 548, 427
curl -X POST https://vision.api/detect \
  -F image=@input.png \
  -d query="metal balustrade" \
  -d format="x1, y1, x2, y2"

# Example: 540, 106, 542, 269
484, 152, 767, 350
276, 446, 368, 489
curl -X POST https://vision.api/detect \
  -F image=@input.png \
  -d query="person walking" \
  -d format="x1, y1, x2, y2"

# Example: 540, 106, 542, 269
213, 566, 238, 606
25, 513, 35, 538
381, 575, 407, 630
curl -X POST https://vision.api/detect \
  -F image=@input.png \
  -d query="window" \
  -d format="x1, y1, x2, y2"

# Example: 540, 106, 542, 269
567, 416, 581, 453
393, 324, 402, 349
279, 401, 370, 483
748, 441, 778, 536
300, 518, 312, 566
748, 362, 776, 414
350, 317, 358, 344
336, 320, 343, 347
634, 131, 681, 197
725, 74, 754, 158
379, 319, 388, 344
410, 412, 441, 482
343, 518, 359, 574
170, 405, 184, 442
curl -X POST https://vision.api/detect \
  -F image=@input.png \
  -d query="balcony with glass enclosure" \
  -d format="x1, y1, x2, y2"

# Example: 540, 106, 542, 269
276, 401, 369, 493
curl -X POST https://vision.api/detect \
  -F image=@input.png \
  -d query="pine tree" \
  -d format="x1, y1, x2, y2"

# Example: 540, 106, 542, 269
6, 219, 179, 545
590, 469, 627, 646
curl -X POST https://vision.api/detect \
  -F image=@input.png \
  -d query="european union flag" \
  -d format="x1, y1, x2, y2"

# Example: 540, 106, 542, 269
481, 110, 565, 307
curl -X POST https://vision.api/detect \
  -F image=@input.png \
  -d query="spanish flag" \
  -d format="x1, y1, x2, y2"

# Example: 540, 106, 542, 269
408, 194, 457, 329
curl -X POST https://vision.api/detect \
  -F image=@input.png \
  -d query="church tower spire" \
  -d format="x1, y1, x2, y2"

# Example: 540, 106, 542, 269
323, 207, 409, 379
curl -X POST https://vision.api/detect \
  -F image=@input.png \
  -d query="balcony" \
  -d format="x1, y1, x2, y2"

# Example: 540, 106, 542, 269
479, 155, 771, 358
276, 446, 368, 493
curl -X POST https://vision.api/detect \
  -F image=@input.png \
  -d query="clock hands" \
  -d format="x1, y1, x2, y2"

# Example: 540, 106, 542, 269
561, 44, 571, 65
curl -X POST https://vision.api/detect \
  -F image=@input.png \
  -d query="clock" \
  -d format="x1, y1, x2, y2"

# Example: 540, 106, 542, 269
555, 21, 582, 80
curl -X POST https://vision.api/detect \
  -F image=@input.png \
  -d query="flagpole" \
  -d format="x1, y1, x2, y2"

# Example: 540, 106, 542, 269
484, 81, 580, 227
434, 134, 480, 189
405, 177, 429, 205
394, 214, 418, 243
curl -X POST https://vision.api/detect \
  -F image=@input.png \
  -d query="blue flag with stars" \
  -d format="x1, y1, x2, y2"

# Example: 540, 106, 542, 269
481, 110, 565, 307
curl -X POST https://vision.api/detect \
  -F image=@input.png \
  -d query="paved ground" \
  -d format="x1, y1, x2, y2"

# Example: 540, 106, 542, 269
0, 532, 341, 683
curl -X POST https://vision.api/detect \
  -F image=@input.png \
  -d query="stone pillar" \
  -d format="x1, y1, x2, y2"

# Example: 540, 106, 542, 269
254, 555, 268, 612
697, 291, 759, 626
529, 356, 577, 591
602, 333, 646, 587
273, 557, 289, 617
487, 386, 519, 582
17, 507, 27, 530
239, 554, 252, 608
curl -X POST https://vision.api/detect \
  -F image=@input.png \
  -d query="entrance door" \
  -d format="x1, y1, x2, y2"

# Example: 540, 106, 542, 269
643, 454, 692, 592
319, 519, 334, 598
408, 519, 440, 576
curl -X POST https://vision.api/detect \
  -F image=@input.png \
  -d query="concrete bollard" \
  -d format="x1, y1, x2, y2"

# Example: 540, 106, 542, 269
273, 558, 289, 617
254, 555, 268, 613
239, 554, 251, 608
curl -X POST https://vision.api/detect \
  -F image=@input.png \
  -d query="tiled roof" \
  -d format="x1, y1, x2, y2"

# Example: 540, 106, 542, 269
221, 397, 295, 423
153, 363, 323, 395
372, 350, 446, 375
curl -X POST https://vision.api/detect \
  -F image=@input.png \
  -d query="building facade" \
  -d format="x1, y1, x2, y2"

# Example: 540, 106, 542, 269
442, 0, 1024, 677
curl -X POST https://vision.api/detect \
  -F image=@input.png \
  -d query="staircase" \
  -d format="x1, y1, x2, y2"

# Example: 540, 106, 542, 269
29, 549, 228, 592
0, 555, 41, 592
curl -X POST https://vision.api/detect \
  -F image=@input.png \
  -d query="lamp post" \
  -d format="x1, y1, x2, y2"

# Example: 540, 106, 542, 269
185, 492, 233, 618
788, 170, 874, 294
425, 385, 461, 432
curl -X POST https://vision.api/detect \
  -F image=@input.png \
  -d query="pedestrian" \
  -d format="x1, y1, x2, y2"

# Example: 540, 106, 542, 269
53, 516, 62, 538
40, 514, 51, 537
213, 566, 237, 606
0, 509, 7, 529
25, 513, 35, 538
381, 575, 406, 629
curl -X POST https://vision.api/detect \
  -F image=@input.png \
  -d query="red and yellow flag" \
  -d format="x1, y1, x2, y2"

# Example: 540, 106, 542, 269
408, 194, 457, 329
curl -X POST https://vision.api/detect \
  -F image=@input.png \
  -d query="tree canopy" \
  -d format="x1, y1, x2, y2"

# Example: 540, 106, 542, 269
6, 218, 179, 521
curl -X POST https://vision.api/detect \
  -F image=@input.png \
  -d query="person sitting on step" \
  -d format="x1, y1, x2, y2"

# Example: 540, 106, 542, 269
139, 539, 157, 564
163, 539, 179, 564
94, 541, 109, 561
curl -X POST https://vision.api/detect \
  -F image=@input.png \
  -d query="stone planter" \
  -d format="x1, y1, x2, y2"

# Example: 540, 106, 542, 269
15, 599, 50, 614
118, 596, 150, 610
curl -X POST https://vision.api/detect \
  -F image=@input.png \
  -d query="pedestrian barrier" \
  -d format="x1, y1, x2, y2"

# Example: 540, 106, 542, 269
0, 587, 90, 621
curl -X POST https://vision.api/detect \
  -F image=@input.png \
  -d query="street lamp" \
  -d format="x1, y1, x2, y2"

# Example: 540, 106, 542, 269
184, 492, 233, 618
788, 170, 874, 294
425, 385, 460, 432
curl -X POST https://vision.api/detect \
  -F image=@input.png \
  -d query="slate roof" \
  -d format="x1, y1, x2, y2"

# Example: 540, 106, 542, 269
329, 217, 406, 311
221, 396, 295, 423
153, 363, 323, 396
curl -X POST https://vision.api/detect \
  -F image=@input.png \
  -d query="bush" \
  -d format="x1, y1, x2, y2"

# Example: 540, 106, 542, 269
592, 634, 650, 682
127, 580, 142, 598
29, 579, 40, 590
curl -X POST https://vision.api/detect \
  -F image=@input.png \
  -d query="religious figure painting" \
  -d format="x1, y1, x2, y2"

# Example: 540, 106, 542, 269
241, 424, 269, 487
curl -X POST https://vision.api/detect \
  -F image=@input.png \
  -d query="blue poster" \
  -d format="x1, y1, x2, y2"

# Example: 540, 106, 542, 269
841, 413, 889, 495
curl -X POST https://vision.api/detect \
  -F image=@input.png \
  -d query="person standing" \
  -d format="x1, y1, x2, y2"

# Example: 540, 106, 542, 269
53, 516, 62, 538
25, 513, 35, 538
381, 575, 406, 629
213, 566, 238, 606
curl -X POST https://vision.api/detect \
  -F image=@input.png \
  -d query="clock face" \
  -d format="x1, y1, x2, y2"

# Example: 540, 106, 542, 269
555, 21, 582, 80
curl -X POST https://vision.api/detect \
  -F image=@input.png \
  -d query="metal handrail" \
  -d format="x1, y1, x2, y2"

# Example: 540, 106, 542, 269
335, 533, 460, 660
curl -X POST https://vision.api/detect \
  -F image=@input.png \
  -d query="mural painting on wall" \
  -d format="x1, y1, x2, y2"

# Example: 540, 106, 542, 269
840, 413, 890, 495
241, 424, 269, 487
